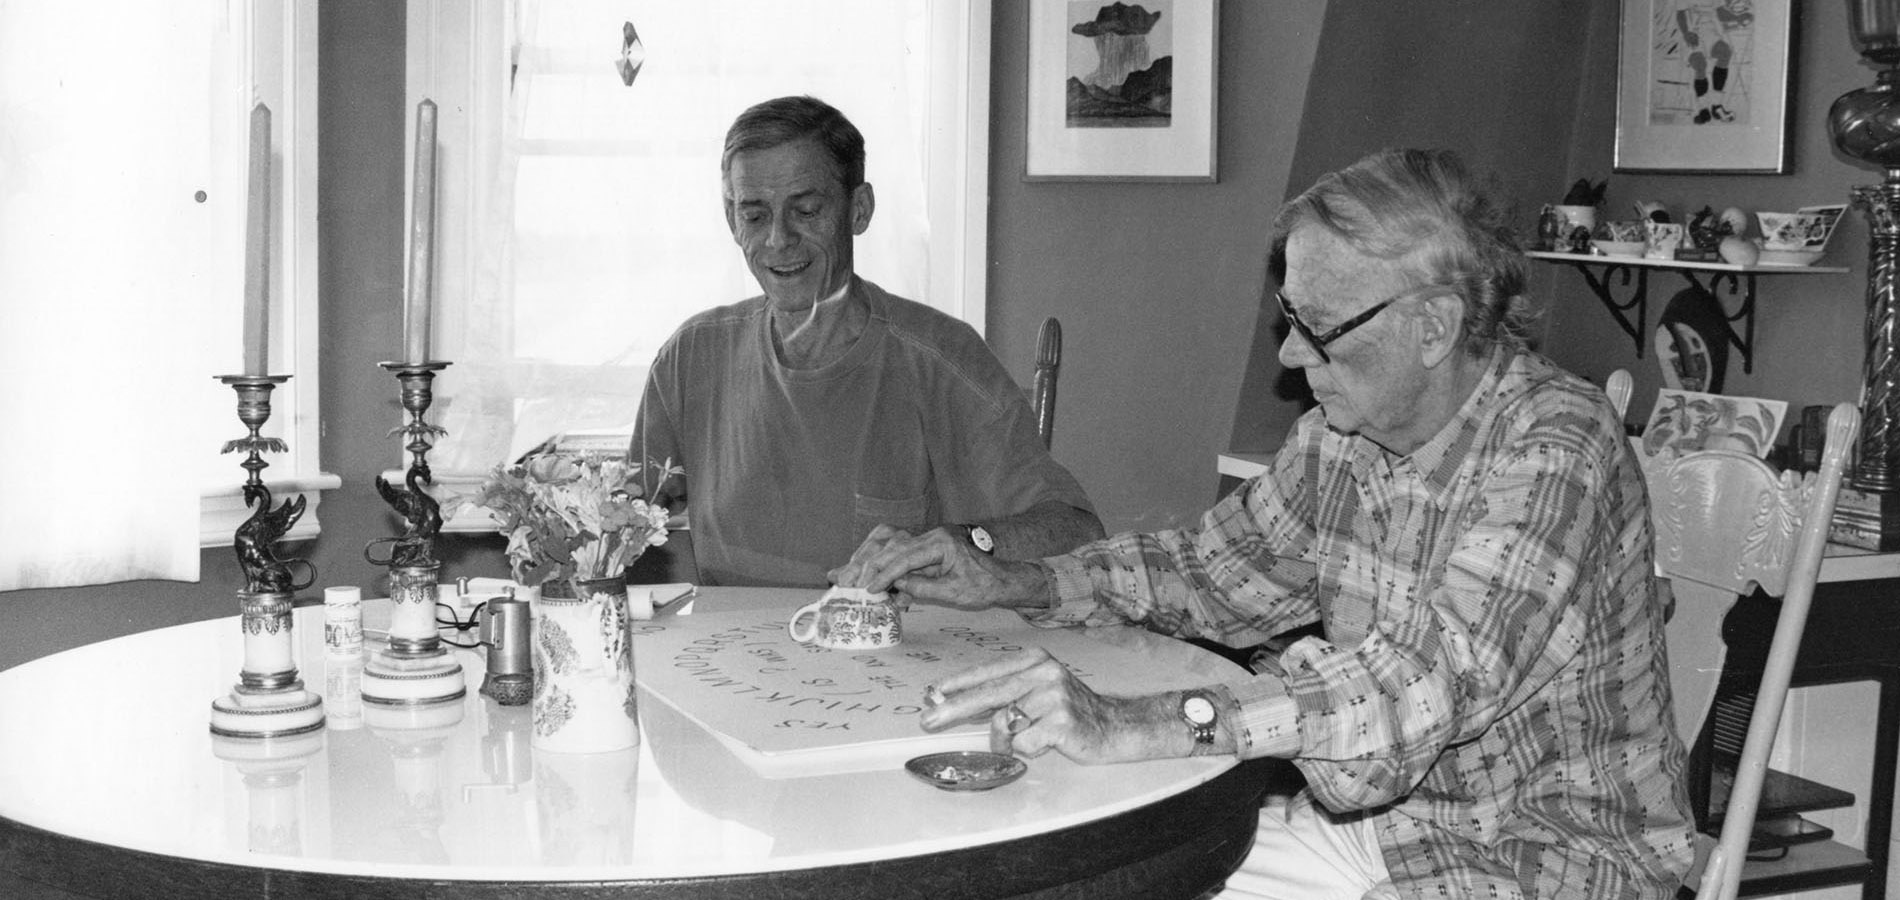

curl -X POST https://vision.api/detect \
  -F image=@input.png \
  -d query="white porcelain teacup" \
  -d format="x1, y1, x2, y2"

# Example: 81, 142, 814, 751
788, 586, 903, 650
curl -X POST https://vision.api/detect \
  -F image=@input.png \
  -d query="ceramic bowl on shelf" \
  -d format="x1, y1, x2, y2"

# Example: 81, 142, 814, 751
1756, 205, 1845, 251
1753, 246, 1825, 267
1591, 239, 1646, 258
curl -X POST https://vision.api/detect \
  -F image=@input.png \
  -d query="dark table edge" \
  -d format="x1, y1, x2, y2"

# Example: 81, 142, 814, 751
1, 758, 1289, 900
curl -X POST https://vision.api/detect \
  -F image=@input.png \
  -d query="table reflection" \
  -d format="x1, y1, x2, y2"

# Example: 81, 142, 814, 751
213, 731, 323, 857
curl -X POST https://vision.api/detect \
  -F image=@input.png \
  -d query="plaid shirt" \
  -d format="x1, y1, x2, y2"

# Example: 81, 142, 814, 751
1037, 351, 1695, 899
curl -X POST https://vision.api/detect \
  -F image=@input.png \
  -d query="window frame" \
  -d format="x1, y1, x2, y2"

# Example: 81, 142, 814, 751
200, 1, 335, 547
402, 0, 992, 531
406, 0, 991, 336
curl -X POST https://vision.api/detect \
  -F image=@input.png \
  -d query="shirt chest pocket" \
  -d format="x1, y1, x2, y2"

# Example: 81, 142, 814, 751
854, 491, 930, 534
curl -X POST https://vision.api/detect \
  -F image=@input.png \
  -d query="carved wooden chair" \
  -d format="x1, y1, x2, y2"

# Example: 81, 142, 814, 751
1646, 403, 1882, 899
1604, 367, 1891, 898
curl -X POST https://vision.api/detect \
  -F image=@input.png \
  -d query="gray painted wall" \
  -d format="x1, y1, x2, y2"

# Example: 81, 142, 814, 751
985, 1, 1326, 534
4, 2, 1878, 672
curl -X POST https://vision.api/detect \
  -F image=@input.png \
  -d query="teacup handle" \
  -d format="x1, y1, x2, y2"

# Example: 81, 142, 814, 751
788, 599, 827, 644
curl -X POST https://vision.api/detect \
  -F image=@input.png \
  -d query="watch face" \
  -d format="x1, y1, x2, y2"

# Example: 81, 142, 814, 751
1183, 695, 1216, 726
969, 526, 995, 553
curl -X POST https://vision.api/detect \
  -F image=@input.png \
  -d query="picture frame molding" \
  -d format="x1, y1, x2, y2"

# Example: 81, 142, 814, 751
1024, 0, 1220, 183
1612, 0, 1797, 174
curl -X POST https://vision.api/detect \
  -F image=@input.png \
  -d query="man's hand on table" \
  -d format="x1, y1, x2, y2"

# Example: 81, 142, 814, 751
920, 648, 1193, 763
828, 524, 1055, 611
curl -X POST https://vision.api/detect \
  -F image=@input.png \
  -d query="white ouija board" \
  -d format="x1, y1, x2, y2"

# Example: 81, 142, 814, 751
630, 605, 1221, 777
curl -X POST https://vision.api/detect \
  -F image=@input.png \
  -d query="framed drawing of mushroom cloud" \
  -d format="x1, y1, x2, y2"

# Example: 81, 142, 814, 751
1025, 0, 1219, 182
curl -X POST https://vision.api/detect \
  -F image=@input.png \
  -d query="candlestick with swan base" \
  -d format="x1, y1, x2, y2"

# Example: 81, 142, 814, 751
362, 360, 464, 707
210, 374, 325, 739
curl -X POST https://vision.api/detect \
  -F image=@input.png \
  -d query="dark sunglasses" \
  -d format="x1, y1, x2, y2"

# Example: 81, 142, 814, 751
1275, 288, 1417, 364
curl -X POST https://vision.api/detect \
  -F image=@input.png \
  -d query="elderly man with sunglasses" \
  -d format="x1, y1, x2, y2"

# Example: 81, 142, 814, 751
835, 148, 1695, 899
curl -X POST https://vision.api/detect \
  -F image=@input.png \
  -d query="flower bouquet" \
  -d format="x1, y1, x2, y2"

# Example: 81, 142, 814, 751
456, 452, 674, 595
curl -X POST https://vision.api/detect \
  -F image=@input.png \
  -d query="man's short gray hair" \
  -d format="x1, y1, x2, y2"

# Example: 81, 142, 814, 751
721, 95, 866, 190
1272, 148, 1536, 356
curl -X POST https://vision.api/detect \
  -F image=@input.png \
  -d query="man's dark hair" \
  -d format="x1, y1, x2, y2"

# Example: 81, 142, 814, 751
722, 95, 866, 189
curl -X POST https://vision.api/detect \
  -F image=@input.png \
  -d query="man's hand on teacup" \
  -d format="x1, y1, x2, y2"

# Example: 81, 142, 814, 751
919, 648, 1177, 764
830, 526, 1043, 610
828, 524, 918, 590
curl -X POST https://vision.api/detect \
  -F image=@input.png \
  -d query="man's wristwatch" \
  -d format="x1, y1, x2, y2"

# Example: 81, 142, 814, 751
1179, 690, 1219, 755
961, 524, 996, 555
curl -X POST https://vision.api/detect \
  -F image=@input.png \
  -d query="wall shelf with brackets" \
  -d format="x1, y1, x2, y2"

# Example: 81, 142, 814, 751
1528, 251, 1848, 375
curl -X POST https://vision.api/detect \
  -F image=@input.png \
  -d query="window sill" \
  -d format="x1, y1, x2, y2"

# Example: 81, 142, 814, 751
200, 473, 342, 548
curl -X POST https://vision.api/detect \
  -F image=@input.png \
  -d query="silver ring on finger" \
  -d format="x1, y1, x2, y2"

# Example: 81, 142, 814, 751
1004, 702, 1032, 734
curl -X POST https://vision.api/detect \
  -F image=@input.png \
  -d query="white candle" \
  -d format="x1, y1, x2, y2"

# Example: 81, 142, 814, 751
243, 103, 272, 376
405, 99, 438, 365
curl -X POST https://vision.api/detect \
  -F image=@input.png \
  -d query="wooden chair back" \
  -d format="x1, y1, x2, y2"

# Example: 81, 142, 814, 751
1606, 368, 1633, 422
1649, 403, 1860, 900
1031, 317, 1061, 449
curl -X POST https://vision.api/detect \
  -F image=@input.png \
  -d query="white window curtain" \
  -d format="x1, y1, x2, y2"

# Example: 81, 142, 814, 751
423, 0, 956, 477
0, 3, 225, 590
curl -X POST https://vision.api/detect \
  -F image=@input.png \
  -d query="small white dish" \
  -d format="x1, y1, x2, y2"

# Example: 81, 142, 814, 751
1591, 239, 1645, 258
906, 751, 1027, 792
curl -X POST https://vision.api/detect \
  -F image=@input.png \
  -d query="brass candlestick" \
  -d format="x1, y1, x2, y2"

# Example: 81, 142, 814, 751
362, 360, 465, 706
1827, 1, 1900, 547
209, 374, 325, 739
372, 360, 451, 566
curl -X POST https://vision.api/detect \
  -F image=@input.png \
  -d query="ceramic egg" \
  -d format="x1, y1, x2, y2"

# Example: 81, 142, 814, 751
1719, 235, 1760, 267
1719, 207, 1749, 236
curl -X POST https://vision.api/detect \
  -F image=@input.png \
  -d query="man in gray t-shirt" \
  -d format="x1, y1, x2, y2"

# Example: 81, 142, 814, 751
629, 96, 1101, 588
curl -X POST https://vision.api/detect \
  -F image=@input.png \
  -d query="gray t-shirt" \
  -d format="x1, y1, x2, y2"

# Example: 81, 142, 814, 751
631, 278, 1094, 587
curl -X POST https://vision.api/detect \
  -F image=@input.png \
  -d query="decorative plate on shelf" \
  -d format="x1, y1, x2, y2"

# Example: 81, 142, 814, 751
1754, 247, 1825, 267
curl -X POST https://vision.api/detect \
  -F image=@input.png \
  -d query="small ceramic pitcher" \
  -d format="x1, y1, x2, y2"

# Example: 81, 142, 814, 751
1645, 222, 1685, 260
788, 587, 903, 650
531, 578, 638, 753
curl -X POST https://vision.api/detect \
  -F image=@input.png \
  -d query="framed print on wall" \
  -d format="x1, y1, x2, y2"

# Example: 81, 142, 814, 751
1025, 0, 1219, 182
1613, 0, 1795, 173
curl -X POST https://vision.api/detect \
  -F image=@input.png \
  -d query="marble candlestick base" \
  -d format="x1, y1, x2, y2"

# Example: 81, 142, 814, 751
361, 562, 465, 706
209, 589, 325, 738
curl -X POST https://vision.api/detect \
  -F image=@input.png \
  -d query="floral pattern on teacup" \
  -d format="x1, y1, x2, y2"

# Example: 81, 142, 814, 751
789, 590, 903, 649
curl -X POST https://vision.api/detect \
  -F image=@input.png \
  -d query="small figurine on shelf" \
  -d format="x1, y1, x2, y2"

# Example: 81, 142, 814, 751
1536, 205, 1564, 251
1634, 201, 1671, 224
1685, 206, 1727, 261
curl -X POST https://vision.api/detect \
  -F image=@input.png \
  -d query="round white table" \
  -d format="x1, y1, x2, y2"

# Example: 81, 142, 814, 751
0, 587, 1283, 899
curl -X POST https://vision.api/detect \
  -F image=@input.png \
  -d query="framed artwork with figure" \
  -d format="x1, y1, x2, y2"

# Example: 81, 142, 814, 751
1613, 0, 1795, 173
1025, 0, 1220, 182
